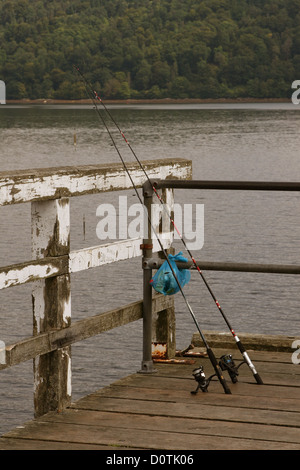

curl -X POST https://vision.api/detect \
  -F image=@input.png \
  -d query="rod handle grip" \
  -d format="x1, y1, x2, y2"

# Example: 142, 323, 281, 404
207, 347, 232, 395
254, 373, 264, 385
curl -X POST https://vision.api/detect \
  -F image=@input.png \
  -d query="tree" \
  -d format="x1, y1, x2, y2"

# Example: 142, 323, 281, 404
134, 60, 151, 91
151, 61, 171, 88
169, 76, 190, 98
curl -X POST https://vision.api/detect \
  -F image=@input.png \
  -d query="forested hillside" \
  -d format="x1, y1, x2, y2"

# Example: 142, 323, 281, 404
0, 0, 300, 100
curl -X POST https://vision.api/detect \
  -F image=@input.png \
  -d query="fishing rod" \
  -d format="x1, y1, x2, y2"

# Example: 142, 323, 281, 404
74, 66, 264, 386
74, 66, 263, 386
74, 65, 232, 395
83, 73, 262, 386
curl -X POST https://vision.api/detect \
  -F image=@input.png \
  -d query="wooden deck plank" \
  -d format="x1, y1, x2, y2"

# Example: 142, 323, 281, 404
3, 419, 300, 450
1, 348, 299, 450
40, 409, 300, 445
152, 357, 300, 378
111, 374, 300, 399
86, 384, 300, 413
150, 355, 300, 388
0, 437, 128, 450
71, 395, 300, 428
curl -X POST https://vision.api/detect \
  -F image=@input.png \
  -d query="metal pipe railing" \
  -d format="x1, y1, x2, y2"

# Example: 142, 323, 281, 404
152, 179, 300, 191
143, 259, 300, 275
144, 178, 300, 275
141, 178, 299, 376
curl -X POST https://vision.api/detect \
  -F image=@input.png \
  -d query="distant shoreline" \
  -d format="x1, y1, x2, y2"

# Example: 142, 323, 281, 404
5, 97, 290, 105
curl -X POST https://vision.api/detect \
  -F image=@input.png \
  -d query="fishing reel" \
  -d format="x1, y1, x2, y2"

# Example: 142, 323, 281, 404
191, 366, 216, 394
191, 354, 245, 394
219, 354, 244, 383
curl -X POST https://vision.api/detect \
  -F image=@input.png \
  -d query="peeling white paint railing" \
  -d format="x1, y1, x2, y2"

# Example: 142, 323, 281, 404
0, 158, 192, 417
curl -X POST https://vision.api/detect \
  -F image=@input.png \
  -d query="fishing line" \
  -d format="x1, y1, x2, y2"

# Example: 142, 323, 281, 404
74, 66, 257, 391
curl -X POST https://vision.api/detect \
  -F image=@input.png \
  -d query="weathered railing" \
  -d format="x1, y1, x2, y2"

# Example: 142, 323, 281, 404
0, 158, 192, 418
1, 160, 299, 420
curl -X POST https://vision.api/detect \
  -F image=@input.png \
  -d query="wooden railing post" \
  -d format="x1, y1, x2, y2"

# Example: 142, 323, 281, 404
31, 198, 71, 417
153, 186, 176, 359
142, 183, 176, 361
152, 304, 176, 359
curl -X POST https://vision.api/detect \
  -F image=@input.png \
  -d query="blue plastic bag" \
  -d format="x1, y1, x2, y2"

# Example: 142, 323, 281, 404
150, 252, 191, 296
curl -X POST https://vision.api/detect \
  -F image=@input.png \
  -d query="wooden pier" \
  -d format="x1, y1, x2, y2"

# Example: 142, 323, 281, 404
0, 341, 299, 450
1, 158, 299, 451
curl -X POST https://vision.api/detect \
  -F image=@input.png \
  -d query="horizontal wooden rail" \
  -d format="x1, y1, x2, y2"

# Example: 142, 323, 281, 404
69, 236, 173, 273
0, 256, 68, 289
0, 294, 172, 371
0, 159, 192, 205
0, 236, 173, 290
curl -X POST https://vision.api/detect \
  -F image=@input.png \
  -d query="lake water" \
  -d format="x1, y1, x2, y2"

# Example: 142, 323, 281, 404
0, 102, 299, 435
